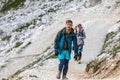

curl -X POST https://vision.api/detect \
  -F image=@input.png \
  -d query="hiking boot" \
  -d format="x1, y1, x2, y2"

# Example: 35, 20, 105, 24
56, 71, 61, 79
62, 75, 69, 80
77, 60, 81, 64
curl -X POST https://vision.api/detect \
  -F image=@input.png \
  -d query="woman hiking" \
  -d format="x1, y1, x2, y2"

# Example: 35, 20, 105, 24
74, 24, 86, 64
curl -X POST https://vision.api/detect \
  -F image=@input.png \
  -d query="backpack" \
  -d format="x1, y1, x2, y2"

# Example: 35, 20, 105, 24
75, 29, 84, 37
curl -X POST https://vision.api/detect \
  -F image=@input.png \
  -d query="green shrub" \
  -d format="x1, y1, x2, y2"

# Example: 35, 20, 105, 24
13, 19, 37, 32
1, 78, 9, 80
22, 42, 31, 48
0, 0, 26, 13
86, 58, 106, 73
69, 0, 74, 2
13, 23, 32, 32
6, 48, 13, 53
1, 35, 11, 41
14, 42, 23, 48
29, 75, 38, 78
18, 42, 31, 53
46, 53, 57, 60
48, 8, 56, 13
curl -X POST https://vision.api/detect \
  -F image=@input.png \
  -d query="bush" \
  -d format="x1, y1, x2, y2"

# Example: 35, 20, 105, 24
14, 42, 23, 48
1, 35, 11, 41
48, 8, 56, 13
0, 0, 26, 13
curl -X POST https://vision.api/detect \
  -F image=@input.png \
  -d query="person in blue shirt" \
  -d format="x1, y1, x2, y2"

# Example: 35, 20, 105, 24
54, 20, 78, 80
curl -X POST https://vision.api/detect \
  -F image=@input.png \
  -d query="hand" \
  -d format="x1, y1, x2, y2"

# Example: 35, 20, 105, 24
55, 50, 58, 56
74, 55, 77, 60
79, 36, 84, 39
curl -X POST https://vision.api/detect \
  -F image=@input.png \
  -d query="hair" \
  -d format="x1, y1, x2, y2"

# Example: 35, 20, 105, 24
77, 24, 82, 27
66, 20, 73, 24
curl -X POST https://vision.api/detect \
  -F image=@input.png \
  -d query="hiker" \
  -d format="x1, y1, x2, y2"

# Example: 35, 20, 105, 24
54, 20, 78, 80
74, 24, 86, 64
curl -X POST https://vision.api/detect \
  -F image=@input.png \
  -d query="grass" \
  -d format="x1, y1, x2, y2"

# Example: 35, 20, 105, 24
10, 46, 53, 78
69, 0, 74, 2
6, 48, 13, 53
86, 58, 106, 73
99, 31, 116, 55
29, 75, 38, 78
18, 42, 31, 53
38, 14, 45, 18
11, 57, 42, 78
6, 41, 23, 53
12, 13, 46, 33
47, 8, 56, 13
93, 58, 105, 73
86, 26, 120, 75
0, 64, 6, 69
1, 35, 11, 41
43, 46, 51, 53
116, 20, 120, 23
110, 44, 120, 55
16, 77, 23, 80
14, 42, 23, 48
0, 0, 26, 13
13, 23, 32, 32
22, 42, 31, 49
46, 53, 57, 60
1, 78, 9, 80
48, 0, 53, 1
13, 19, 37, 32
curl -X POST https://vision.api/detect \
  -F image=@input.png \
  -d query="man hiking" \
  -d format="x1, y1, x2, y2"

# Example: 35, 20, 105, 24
74, 24, 86, 64
54, 20, 78, 80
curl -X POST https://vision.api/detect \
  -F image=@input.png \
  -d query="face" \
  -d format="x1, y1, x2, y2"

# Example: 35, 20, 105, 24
76, 26, 79, 31
77, 26, 82, 31
65, 22, 72, 31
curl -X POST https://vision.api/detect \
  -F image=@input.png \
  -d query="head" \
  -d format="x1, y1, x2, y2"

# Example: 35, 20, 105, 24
76, 24, 82, 31
65, 20, 73, 31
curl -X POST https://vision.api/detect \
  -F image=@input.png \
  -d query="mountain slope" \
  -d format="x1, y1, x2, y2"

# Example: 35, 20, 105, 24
9, 11, 119, 80
0, 0, 120, 79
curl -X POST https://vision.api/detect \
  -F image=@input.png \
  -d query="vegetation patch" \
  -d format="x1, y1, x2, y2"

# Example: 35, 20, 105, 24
1, 78, 9, 80
86, 58, 106, 73
0, 0, 26, 13
29, 75, 38, 78
86, 25, 120, 78
100, 31, 117, 55
47, 8, 56, 13
46, 53, 57, 60
111, 44, 120, 54
116, 20, 120, 23
6, 41, 23, 53
6, 48, 13, 53
18, 42, 31, 53
13, 23, 32, 32
69, 0, 74, 2
13, 18, 37, 32
1, 35, 11, 41
16, 77, 23, 80
14, 42, 23, 48
11, 57, 42, 78
10, 45, 53, 79
43, 46, 51, 53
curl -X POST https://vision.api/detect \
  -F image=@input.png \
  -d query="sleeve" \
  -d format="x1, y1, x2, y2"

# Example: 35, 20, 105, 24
73, 34, 78, 56
83, 30, 86, 39
54, 31, 61, 54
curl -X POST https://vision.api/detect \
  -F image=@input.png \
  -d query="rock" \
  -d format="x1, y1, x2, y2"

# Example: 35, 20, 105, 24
0, 29, 4, 35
